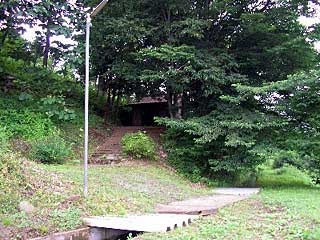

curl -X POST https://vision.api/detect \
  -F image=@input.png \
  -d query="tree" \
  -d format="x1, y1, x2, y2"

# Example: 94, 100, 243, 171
136, 44, 196, 118
0, 0, 31, 49
28, 0, 80, 68
82, 0, 320, 181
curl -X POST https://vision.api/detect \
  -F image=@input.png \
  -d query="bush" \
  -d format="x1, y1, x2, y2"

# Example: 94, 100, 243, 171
0, 109, 55, 140
267, 139, 320, 184
272, 150, 302, 169
121, 131, 157, 160
30, 136, 72, 164
257, 165, 312, 187
39, 95, 76, 122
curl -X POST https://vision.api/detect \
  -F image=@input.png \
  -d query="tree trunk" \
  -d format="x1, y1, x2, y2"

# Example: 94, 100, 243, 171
110, 88, 116, 111
104, 87, 111, 123
167, 8, 173, 43
43, 21, 51, 68
167, 90, 174, 119
175, 93, 183, 119
96, 75, 100, 96
114, 91, 121, 122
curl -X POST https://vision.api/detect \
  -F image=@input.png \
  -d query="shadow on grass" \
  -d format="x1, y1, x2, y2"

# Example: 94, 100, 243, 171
256, 165, 316, 188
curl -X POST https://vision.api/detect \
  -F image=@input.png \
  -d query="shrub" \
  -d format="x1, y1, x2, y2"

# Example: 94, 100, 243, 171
0, 109, 55, 140
272, 150, 302, 169
30, 136, 72, 164
303, 154, 320, 184
121, 131, 157, 160
39, 95, 76, 122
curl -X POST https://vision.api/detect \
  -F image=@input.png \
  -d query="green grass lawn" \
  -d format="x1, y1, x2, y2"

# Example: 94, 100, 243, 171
44, 162, 211, 216
0, 160, 211, 239
140, 187, 320, 240
140, 166, 320, 240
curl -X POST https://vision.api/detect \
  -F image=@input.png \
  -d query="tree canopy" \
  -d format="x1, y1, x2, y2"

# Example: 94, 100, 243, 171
1, 0, 320, 182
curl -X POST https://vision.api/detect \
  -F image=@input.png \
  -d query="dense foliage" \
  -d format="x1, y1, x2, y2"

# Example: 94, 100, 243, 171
85, 0, 320, 183
0, 0, 319, 184
0, 109, 55, 140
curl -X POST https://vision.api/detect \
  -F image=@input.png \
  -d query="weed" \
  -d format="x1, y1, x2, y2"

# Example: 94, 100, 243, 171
1, 218, 11, 226
49, 208, 82, 231
37, 226, 49, 234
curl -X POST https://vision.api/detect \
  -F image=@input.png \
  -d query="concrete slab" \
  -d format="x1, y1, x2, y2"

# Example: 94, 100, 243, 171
29, 228, 90, 240
89, 228, 133, 240
155, 204, 218, 215
83, 214, 199, 233
213, 188, 260, 196
83, 190, 260, 239
155, 195, 247, 215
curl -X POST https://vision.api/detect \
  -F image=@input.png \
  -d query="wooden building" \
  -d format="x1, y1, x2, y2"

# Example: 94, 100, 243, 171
127, 97, 168, 126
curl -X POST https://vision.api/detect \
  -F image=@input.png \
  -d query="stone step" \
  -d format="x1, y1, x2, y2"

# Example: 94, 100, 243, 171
94, 149, 119, 153
90, 126, 165, 164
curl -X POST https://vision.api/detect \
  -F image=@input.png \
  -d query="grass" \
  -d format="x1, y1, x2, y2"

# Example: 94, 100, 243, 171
0, 160, 211, 239
2, 156, 320, 240
43, 162, 211, 216
2, 150, 319, 240
139, 166, 320, 240
141, 187, 320, 240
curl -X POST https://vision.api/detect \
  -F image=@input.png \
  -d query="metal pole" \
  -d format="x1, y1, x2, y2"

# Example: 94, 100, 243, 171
83, 0, 109, 198
84, 14, 91, 197
91, 0, 109, 17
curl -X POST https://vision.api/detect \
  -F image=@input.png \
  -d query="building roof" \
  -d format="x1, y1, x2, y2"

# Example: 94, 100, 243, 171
128, 96, 167, 105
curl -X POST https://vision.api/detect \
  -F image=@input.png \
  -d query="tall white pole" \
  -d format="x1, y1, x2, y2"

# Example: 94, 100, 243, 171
84, 14, 91, 197
83, 0, 109, 198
